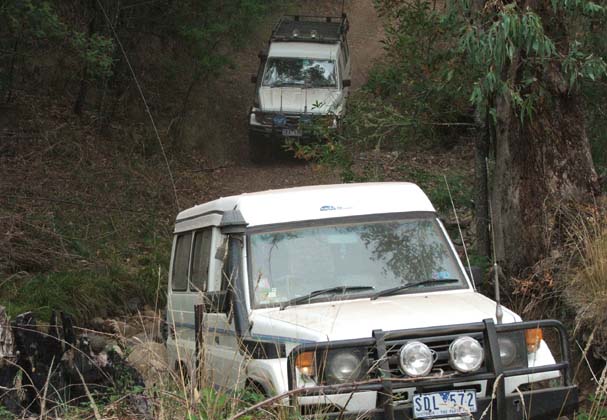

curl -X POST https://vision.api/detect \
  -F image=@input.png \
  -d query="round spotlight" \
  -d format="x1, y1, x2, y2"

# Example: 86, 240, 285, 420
399, 341, 434, 377
449, 336, 484, 373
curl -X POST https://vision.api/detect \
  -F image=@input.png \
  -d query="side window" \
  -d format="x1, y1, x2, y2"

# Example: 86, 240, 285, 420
171, 232, 192, 291
190, 228, 212, 292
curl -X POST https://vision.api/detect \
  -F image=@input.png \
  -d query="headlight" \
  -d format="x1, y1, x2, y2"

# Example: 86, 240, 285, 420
326, 350, 366, 383
498, 336, 518, 366
449, 336, 484, 373
253, 109, 265, 123
498, 331, 528, 369
399, 341, 434, 377
329, 116, 338, 129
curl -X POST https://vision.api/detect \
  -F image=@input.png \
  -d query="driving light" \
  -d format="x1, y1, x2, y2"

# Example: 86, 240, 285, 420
449, 336, 484, 373
295, 351, 315, 377
399, 341, 434, 377
498, 336, 518, 366
525, 328, 543, 353
327, 351, 364, 382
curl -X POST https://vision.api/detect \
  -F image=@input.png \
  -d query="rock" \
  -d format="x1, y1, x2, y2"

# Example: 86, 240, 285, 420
87, 332, 115, 353
126, 342, 168, 388
127, 297, 142, 312
89, 317, 105, 332
104, 319, 140, 337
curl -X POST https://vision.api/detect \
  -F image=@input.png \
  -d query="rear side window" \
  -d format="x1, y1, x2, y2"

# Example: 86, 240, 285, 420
190, 229, 212, 291
171, 232, 192, 291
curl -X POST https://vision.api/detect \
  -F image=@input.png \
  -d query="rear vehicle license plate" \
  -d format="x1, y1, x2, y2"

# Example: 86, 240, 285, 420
282, 128, 302, 137
413, 390, 477, 418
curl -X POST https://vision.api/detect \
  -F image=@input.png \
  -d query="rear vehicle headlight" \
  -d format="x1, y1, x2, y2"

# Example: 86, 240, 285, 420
449, 336, 484, 373
399, 341, 434, 377
326, 350, 367, 383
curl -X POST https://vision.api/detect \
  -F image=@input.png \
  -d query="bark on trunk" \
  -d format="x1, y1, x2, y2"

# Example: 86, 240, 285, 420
474, 107, 491, 259
492, 66, 599, 276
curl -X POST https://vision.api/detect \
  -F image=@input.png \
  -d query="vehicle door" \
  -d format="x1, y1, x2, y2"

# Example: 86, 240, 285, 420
168, 228, 214, 372
201, 233, 247, 391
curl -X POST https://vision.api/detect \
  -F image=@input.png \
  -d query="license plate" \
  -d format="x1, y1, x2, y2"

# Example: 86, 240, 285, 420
413, 390, 477, 418
282, 128, 302, 137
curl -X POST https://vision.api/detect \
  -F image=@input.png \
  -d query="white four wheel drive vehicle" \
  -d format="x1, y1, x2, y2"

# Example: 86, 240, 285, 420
248, 15, 351, 162
164, 183, 578, 419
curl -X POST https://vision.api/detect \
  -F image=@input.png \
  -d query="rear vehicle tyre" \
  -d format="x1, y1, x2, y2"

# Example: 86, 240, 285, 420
249, 131, 272, 164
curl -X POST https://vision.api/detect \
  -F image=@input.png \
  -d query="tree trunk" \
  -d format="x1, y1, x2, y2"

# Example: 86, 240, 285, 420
74, 0, 97, 115
492, 63, 599, 276
474, 107, 491, 259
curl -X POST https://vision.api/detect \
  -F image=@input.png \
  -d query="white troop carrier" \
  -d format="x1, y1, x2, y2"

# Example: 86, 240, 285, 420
164, 183, 578, 419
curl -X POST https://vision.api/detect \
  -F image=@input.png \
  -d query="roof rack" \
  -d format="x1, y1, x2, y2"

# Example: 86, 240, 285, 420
270, 15, 349, 43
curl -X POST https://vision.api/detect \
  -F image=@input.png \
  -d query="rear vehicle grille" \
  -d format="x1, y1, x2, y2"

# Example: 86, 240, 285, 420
258, 113, 301, 127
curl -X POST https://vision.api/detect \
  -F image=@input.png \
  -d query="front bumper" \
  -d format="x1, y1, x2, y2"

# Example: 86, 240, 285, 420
248, 112, 337, 143
287, 319, 579, 420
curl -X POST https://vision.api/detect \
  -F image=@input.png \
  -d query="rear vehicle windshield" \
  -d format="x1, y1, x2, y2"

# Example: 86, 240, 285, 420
248, 217, 466, 308
262, 57, 337, 88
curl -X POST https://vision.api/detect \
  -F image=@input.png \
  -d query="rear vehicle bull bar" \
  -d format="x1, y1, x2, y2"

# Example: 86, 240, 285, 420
287, 319, 578, 419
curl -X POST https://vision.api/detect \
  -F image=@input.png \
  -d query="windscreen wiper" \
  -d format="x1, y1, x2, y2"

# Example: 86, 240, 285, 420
280, 286, 375, 310
370, 278, 460, 301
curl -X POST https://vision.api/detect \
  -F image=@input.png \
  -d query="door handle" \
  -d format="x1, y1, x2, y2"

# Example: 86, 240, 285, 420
214, 336, 220, 344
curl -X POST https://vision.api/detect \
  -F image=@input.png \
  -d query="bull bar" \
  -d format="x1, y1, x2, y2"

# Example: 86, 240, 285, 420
287, 319, 578, 419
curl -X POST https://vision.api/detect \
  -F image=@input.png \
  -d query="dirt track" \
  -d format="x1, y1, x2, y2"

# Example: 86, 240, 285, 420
179, 0, 385, 200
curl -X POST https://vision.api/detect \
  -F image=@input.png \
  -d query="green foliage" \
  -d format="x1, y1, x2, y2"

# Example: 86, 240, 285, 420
0, 405, 16, 420
71, 32, 115, 79
1, 0, 65, 38
1, 265, 160, 322
161, 0, 270, 94
576, 393, 607, 420
454, 0, 607, 122
366, 0, 475, 146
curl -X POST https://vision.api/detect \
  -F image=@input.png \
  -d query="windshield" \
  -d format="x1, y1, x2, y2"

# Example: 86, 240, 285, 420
248, 217, 466, 308
262, 57, 337, 88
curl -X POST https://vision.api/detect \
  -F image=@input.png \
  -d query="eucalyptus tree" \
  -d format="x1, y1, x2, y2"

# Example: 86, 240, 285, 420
454, 0, 605, 275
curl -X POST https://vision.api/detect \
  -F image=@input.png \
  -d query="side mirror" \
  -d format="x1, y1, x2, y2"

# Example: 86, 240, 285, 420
342, 79, 351, 88
250, 74, 258, 84
466, 266, 484, 288
257, 49, 268, 59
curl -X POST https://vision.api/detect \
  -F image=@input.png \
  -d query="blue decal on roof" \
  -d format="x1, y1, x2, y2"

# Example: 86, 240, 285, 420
320, 205, 337, 211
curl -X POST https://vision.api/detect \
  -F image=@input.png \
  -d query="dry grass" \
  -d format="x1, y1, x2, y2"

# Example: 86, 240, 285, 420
565, 201, 607, 360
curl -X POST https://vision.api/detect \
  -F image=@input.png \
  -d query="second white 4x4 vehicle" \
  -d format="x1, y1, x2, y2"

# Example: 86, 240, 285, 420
165, 183, 578, 419
248, 15, 351, 162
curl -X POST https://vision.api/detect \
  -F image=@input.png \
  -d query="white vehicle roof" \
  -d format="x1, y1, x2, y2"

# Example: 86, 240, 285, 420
175, 182, 436, 231
268, 42, 340, 60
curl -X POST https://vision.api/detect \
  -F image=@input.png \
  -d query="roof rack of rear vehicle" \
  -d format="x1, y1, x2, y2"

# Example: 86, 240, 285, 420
270, 15, 349, 43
